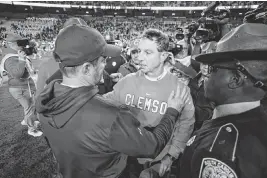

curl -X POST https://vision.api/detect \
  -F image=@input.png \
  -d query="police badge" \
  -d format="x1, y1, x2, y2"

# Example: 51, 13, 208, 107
199, 158, 238, 178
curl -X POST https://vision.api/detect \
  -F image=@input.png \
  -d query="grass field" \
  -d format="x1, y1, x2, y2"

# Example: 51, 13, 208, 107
0, 75, 56, 177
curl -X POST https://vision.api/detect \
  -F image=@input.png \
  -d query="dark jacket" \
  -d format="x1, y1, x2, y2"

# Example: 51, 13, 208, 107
261, 96, 267, 116
179, 106, 267, 178
36, 81, 179, 178
36, 55, 59, 97
188, 75, 214, 131
117, 62, 138, 77
45, 70, 115, 95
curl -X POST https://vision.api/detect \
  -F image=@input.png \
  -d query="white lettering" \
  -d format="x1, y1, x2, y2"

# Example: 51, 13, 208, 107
152, 100, 159, 113
125, 94, 132, 105
159, 102, 168, 115
124, 95, 168, 115
137, 97, 144, 110
144, 98, 152, 111
130, 95, 135, 107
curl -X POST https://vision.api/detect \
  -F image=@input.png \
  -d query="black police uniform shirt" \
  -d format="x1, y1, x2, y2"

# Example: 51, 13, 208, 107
179, 106, 267, 178
104, 55, 126, 75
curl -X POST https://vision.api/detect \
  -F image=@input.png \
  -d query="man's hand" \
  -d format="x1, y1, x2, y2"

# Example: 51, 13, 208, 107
159, 155, 173, 177
110, 73, 123, 83
167, 52, 175, 66
18, 50, 27, 60
167, 84, 189, 113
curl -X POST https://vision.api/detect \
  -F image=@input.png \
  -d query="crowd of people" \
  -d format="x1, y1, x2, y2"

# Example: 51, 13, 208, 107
29, 1, 261, 7
0, 16, 194, 58
0, 26, 7, 39
0, 1, 267, 178
9, 17, 62, 41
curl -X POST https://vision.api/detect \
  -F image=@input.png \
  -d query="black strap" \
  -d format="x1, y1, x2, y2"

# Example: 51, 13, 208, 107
235, 61, 267, 91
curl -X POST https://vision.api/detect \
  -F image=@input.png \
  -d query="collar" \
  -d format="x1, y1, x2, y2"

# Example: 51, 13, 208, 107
60, 83, 79, 88
144, 68, 168, 81
60, 82, 94, 88
212, 101, 261, 119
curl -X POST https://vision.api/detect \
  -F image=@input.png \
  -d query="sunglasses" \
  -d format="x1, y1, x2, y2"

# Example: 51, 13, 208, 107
207, 59, 267, 91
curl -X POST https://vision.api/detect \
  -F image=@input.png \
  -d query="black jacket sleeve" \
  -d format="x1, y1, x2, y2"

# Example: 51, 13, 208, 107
108, 107, 179, 158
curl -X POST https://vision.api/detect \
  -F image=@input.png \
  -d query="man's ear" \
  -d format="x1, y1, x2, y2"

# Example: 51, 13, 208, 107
228, 72, 244, 89
81, 62, 93, 75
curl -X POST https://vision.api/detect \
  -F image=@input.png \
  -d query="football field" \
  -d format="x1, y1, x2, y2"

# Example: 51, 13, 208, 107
0, 58, 56, 178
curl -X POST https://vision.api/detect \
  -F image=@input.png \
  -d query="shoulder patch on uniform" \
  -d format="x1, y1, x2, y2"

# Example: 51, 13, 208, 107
186, 135, 196, 146
199, 158, 238, 178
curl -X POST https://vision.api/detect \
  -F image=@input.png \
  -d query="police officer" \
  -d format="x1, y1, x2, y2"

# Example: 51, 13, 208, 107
179, 23, 267, 178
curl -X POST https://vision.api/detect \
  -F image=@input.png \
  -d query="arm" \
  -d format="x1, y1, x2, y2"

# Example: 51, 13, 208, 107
109, 107, 179, 158
102, 75, 127, 101
102, 88, 119, 101
168, 86, 195, 159
36, 66, 49, 97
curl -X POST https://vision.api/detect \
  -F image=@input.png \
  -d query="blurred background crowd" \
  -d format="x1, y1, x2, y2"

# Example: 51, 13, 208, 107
1, 1, 262, 60
29, 1, 260, 7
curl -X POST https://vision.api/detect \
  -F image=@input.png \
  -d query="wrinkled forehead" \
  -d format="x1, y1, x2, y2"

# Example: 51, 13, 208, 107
138, 38, 159, 51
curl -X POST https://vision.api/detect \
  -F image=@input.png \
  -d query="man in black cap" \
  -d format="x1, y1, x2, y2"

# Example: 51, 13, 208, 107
179, 23, 267, 178
40, 18, 123, 95
35, 24, 189, 178
36, 18, 88, 97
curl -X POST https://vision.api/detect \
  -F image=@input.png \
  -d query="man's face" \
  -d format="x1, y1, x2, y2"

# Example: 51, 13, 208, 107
175, 40, 188, 59
203, 63, 230, 104
91, 56, 107, 85
200, 63, 210, 78
131, 51, 139, 64
137, 38, 165, 74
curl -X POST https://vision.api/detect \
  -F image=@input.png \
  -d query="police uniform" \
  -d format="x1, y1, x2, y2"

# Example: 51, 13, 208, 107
180, 105, 267, 178
179, 23, 267, 178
